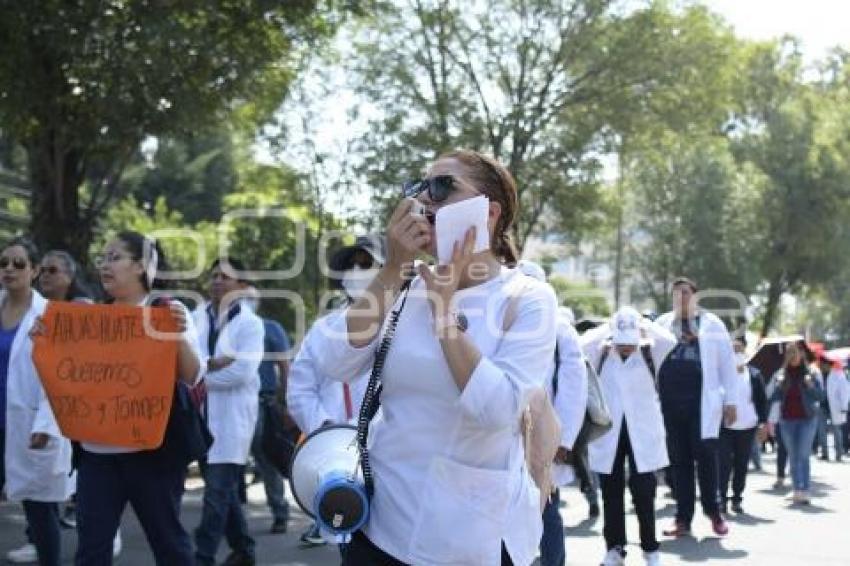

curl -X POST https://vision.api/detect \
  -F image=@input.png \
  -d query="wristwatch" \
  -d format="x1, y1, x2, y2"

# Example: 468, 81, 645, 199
434, 310, 468, 336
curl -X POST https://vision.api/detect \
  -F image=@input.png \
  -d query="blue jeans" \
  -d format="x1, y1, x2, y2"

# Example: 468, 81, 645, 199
539, 489, 565, 566
23, 501, 60, 566
251, 398, 289, 522
750, 434, 762, 469
831, 423, 845, 460
76, 449, 193, 566
195, 463, 255, 565
815, 411, 829, 458
780, 417, 818, 491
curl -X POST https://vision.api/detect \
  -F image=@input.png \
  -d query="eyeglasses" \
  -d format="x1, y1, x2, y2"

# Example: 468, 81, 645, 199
94, 253, 131, 268
0, 257, 28, 270
402, 175, 455, 203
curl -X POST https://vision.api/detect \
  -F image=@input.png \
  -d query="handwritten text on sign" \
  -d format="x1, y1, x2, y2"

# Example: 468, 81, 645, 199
33, 302, 179, 449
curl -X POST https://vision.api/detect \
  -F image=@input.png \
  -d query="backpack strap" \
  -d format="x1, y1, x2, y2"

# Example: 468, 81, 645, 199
598, 343, 656, 385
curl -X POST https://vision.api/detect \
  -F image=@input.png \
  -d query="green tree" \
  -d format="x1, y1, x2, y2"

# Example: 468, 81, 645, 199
0, 0, 332, 260
731, 49, 850, 336
348, 0, 738, 249
624, 133, 764, 312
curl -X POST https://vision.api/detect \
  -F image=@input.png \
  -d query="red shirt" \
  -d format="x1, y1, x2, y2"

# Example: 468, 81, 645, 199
782, 370, 807, 420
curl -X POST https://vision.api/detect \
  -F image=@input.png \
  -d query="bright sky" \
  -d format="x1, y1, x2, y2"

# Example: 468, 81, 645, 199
703, 0, 849, 60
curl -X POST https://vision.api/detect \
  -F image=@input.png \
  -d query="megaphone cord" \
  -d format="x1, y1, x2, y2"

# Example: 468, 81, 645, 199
356, 280, 412, 500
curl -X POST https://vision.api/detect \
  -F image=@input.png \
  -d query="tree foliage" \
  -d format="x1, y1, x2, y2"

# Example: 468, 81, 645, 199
0, 0, 331, 259
349, 0, 738, 249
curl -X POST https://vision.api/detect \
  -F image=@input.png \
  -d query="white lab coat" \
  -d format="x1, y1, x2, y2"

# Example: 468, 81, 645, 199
827, 369, 850, 425
194, 302, 262, 465
287, 312, 367, 434
4, 290, 74, 502
581, 320, 676, 475
310, 269, 557, 566
656, 311, 738, 439
544, 315, 587, 486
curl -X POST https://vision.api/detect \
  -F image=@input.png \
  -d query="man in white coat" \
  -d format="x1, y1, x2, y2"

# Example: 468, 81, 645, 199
826, 362, 850, 462
582, 307, 676, 566
655, 277, 738, 538
193, 258, 264, 566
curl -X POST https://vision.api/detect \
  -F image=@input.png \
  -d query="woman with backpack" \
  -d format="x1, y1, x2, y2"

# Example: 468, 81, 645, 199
32, 231, 204, 565
306, 150, 557, 565
581, 307, 676, 566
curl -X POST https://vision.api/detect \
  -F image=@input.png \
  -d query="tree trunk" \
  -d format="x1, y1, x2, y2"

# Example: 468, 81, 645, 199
26, 133, 90, 263
760, 274, 784, 338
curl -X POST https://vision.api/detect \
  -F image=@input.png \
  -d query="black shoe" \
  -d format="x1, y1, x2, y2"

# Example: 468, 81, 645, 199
222, 551, 256, 566
731, 502, 744, 514
589, 502, 600, 518
270, 518, 288, 534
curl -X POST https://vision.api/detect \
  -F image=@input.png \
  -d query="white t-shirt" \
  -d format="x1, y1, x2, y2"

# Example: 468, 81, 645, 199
311, 268, 557, 565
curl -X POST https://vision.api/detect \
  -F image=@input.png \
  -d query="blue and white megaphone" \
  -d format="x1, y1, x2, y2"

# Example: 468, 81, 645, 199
289, 424, 368, 542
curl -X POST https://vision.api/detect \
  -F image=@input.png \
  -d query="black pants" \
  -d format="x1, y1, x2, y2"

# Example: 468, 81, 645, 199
663, 405, 720, 524
22, 501, 61, 566
598, 423, 659, 553
341, 531, 514, 565
719, 427, 756, 504
75, 449, 193, 566
0, 427, 5, 492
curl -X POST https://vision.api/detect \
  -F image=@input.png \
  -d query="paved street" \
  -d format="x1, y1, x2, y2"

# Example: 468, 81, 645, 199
1, 450, 848, 565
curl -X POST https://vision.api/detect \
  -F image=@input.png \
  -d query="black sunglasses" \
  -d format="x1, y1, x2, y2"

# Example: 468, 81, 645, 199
402, 175, 456, 203
0, 257, 28, 270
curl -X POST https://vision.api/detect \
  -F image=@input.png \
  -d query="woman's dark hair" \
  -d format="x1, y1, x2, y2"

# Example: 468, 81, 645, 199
3, 236, 41, 266
114, 231, 170, 291
43, 250, 93, 301
438, 149, 520, 267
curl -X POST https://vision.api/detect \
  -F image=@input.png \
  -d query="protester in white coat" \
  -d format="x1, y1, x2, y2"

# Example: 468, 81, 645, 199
327, 150, 557, 566
826, 363, 850, 461
193, 258, 263, 566
2, 238, 72, 566
516, 260, 586, 566
540, 306, 588, 566
582, 307, 676, 566
287, 236, 378, 547
655, 277, 738, 538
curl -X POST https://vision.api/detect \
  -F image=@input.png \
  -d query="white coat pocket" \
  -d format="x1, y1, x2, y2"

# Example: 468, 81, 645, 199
408, 456, 510, 565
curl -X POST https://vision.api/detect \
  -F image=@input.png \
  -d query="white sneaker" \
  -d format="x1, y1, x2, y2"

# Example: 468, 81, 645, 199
645, 550, 662, 565
6, 543, 37, 564
601, 547, 626, 566
113, 530, 122, 558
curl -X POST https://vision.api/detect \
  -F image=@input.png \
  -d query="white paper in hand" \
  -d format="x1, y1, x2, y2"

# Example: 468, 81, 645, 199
434, 196, 490, 265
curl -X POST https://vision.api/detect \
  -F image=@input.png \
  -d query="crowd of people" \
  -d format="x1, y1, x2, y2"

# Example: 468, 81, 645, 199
1, 148, 848, 566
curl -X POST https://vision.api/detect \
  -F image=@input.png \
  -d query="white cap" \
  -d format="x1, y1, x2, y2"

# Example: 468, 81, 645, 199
611, 306, 641, 346
517, 260, 546, 282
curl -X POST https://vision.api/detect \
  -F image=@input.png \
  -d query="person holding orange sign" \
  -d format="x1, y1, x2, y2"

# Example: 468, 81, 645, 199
67, 231, 202, 566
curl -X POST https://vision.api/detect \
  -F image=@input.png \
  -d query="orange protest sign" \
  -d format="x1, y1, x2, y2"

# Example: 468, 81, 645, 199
33, 302, 179, 450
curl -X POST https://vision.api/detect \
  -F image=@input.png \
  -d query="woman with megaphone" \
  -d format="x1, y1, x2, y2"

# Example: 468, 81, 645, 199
305, 150, 557, 565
